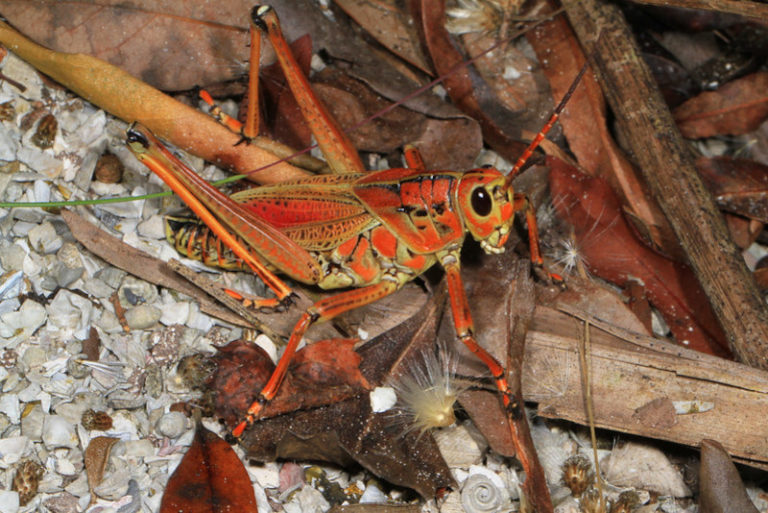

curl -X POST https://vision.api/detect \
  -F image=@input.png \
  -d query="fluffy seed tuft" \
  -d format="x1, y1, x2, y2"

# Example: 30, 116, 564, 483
388, 344, 465, 435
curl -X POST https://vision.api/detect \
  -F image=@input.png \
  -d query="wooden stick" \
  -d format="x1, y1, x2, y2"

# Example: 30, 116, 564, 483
561, 0, 768, 369
628, 0, 768, 21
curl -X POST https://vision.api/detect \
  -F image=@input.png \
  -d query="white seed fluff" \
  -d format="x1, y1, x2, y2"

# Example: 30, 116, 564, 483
388, 345, 464, 434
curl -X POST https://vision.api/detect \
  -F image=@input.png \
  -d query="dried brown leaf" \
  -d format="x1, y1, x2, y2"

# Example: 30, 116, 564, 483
696, 156, 768, 223
84, 436, 119, 502
413, 0, 529, 163
1, 0, 250, 91
161, 424, 258, 513
334, 0, 432, 74
674, 72, 768, 138
699, 439, 760, 513
237, 292, 455, 497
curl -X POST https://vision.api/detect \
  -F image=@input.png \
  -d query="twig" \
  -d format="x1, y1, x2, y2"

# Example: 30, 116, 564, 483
504, 259, 552, 512
561, 0, 768, 369
628, 0, 768, 21
576, 319, 605, 512
166, 259, 283, 342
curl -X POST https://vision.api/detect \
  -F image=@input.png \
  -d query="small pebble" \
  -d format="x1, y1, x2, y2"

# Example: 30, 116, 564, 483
94, 152, 123, 183
0, 490, 20, 513
0, 244, 26, 272
42, 492, 80, 513
124, 305, 162, 330
155, 411, 189, 439
27, 221, 62, 254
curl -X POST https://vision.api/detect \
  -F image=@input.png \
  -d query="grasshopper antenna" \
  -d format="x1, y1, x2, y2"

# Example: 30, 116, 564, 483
505, 60, 590, 188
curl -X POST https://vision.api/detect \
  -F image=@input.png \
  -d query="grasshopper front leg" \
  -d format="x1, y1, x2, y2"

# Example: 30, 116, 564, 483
127, 124, 321, 308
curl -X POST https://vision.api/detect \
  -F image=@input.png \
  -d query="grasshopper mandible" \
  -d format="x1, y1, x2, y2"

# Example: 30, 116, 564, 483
126, 5, 586, 437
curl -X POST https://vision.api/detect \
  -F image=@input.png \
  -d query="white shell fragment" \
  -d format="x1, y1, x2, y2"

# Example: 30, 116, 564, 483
433, 422, 486, 468
42, 416, 79, 450
370, 386, 397, 413
602, 442, 691, 497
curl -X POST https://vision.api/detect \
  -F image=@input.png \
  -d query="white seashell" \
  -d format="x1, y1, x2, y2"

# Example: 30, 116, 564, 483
42, 415, 78, 450
246, 461, 280, 489
137, 215, 166, 240
0, 124, 19, 161
122, 440, 154, 458
254, 333, 277, 363
460, 471, 510, 513
20, 403, 44, 440
602, 442, 691, 497
434, 422, 486, 468
0, 271, 23, 301
0, 490, 20, 513
63, 473, 90, 498
0, 244, 26, 273
439, 490, 465, 513
118, 276, 158, 307
554, 496, 580, 513
42, 491, 82, 513
46, 290, 93, 340
155, 412, 190, 439
54, 456, 77, 476
82, 277, 114, 299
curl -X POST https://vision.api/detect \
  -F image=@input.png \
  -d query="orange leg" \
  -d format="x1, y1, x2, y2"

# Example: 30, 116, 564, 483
513, 193, 563, 283
127, 125, 323, 308
233, 277, 401, 437
403, 144, 426, 170
438, 251, 513, 408
252, 5, 365, 175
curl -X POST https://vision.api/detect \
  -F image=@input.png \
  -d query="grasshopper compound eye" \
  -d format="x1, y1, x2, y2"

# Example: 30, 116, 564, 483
126, 126, 150, 149
471, 187, 492, 217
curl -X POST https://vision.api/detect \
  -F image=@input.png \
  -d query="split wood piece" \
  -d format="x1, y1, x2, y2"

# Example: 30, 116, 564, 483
561, 0, 768, 369
523, 305, 768, 470
627, 0, 768, 21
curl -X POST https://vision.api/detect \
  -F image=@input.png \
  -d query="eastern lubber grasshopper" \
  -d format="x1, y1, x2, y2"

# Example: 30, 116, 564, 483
125, 5, 587, 438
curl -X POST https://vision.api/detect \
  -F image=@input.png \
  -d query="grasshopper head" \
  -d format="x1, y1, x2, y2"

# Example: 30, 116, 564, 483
456, 168, 515, 254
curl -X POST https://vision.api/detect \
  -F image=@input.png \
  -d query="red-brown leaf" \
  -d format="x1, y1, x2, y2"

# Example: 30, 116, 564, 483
674, 72, 768, 138
527, 7, 682, 258
161, 424, 257, 513
211, 339, 371, 428
549, 157, 730, 357
413, 0, 528, 163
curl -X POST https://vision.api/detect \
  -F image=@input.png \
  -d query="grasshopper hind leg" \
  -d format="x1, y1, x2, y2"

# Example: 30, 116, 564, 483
164, 215, 297, 311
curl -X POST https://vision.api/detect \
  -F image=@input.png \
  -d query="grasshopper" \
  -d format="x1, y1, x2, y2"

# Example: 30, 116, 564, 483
126, 5, 586, 437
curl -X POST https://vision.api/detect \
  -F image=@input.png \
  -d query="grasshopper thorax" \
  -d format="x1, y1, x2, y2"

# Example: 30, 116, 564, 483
456, 168, 515, 255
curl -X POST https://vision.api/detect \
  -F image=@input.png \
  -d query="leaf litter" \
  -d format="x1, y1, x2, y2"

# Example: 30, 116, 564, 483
0, 0, 767, 512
